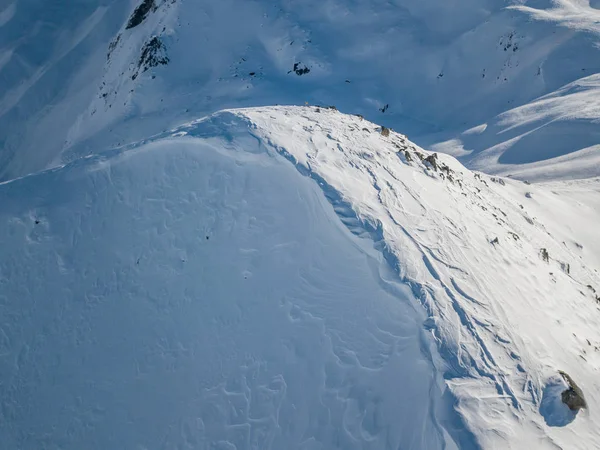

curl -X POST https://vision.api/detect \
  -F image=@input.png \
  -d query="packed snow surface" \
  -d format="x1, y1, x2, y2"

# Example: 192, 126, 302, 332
1, 106, 599, 449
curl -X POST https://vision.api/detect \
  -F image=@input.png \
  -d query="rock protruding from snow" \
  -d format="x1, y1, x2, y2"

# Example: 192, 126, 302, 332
126, 0, 157, 30
559, 371, 587, 411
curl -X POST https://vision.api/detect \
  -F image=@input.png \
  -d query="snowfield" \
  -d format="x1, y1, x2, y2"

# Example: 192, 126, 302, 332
2, 0, 600, 448
1, 0, 600, 181
1, 106, 599, 449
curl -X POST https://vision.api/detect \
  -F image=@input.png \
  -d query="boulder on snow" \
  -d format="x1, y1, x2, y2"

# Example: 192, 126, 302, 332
559, 371, 587, 411
540, 373, 579, 426
381, 126, 390, 137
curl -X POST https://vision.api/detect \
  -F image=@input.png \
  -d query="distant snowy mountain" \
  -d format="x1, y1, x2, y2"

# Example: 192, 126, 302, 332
1, 106, 599, 448
2, 1, 600, 449
1, 0, 600, 181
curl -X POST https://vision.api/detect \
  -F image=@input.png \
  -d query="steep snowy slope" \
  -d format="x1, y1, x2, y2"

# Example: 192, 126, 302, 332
0, 0, 131, 180
0, 108, 473, 449
1, 0, 600, 181
240, 106, 600, 449
1, 106, 599, 448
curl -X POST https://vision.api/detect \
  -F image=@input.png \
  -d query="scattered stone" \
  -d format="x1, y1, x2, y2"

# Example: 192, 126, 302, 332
291, 62, 310, 76
381, 126, 390, 137
540, 248, 549, 262
107, 34, 121, 60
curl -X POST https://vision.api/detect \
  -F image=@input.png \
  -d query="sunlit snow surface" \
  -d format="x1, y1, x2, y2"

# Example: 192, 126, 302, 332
1, 106, 599, 448
1, 0, 600, 181
0, 112, 470, 449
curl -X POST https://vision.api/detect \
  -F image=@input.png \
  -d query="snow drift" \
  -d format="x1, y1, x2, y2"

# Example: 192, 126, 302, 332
1, 106, 599, 449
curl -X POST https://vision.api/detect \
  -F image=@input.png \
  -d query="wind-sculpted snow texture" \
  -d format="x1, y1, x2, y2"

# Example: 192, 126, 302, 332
1, 106, 600, 448
239, 107, 600, 449
0, 110, 474, 449
1, 0, 600, 181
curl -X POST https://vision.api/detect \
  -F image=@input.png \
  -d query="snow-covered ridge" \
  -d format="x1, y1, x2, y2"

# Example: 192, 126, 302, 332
2, 0, 600, 181
1, 105, 599, 448
231, 106, 600, 448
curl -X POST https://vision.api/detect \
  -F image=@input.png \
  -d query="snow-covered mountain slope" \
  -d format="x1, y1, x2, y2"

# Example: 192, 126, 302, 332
1, 0, 600, 181
0, 0, 131, 180
0, 107, 474, 449
1, 106, 599, 448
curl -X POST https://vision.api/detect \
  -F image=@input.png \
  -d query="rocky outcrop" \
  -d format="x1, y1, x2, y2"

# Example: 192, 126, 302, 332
126, 0, 157, 30
559, 371, 587, 411
131, 36, 169, 80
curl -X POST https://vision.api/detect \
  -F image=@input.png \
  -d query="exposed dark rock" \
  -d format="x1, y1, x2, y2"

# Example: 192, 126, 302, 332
107, 34, 121, 60
126, 0, 157, 30
424, 153, 439, 170
540, 248, 549, 262
491, 237, 499, 245
559, 371, 587, 411
291, 62, 310, 76
381, 126, 390, 137
132, 36, 169, 80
